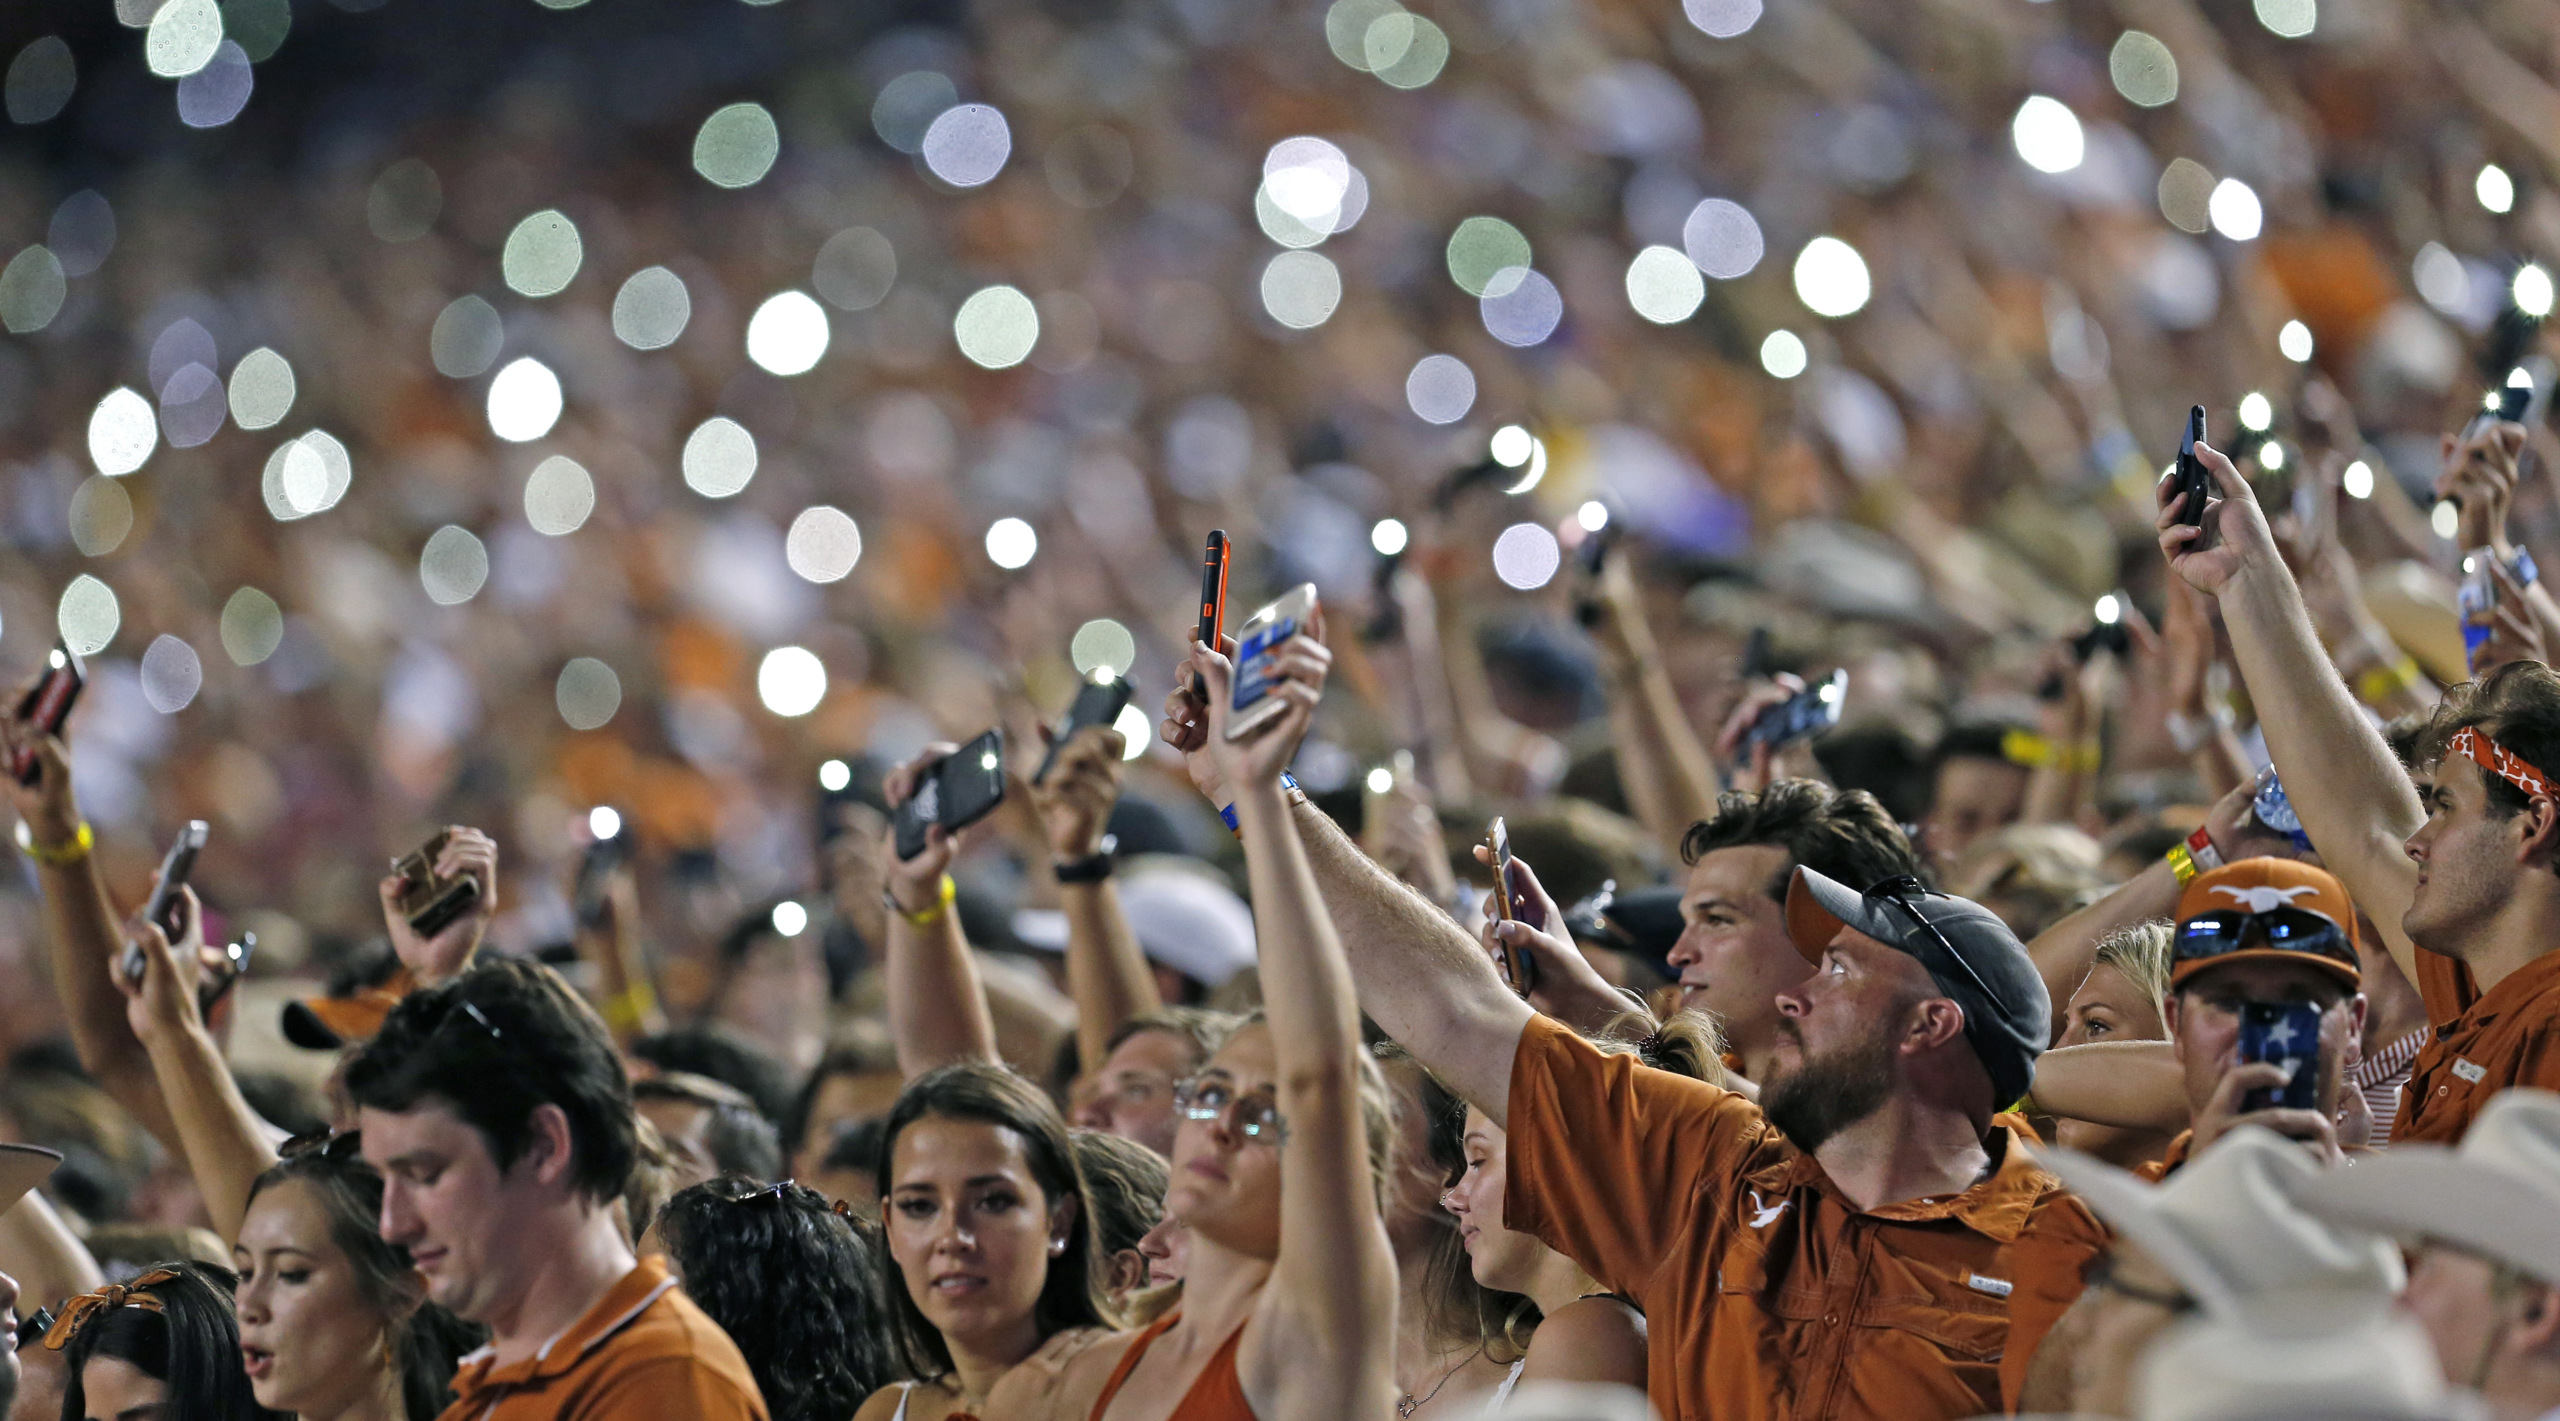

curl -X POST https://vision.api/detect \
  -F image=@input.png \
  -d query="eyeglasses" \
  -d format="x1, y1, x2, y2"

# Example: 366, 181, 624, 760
15, 1305, 53, 1352
1172, 1076, 1288, 1145
2174, 908, 2356, 973
279, 1127, 365, 1163
1866, 876, 2003, 1009
2084, 1254, 2195, 1314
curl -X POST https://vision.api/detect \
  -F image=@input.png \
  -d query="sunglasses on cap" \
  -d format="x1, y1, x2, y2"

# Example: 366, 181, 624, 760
1867, 875, 2004, 1009
279, 1127, 364, 1163
2173, 907, 2356, 974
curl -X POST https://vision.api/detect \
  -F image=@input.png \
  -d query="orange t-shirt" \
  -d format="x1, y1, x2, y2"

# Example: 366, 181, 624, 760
441, 1256, 768, 1421
2400, 948, 2560, 1146
1503, 1017, 2107, 1421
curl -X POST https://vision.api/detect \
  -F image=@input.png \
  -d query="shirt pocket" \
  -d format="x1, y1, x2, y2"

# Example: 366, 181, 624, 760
1852, 1249, 2011, 1362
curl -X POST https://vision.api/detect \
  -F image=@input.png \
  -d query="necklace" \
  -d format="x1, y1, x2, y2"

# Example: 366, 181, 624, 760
1396, 1349, 1476, 1418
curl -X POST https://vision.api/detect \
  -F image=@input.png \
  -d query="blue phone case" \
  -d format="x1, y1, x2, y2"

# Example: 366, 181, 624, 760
2236, 1001, 2323, 1113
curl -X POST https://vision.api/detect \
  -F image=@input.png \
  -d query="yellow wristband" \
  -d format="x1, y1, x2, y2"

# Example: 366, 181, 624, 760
2355, 656, 2420, 707
2001, 729, 2056, 769
599, 981, 658, 1034
14, 819, 93, 866
895, 874, 957, 928
2166, 843, 2199, 885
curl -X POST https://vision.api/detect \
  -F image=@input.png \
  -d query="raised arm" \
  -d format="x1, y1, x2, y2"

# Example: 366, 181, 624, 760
1026, 725, 1161, 1075
881, 743, 1001, 1077
2, 726, 183, 1153
113, 889, 282, 1240
1192, 618, 1398, 1420
1586, 546, 1719, 846
2159, 441, 2427, 987
1162, 646, 1534, 1122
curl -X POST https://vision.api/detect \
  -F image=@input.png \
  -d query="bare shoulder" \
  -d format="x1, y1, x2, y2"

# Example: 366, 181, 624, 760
852, 1383, 913, 1421
984, 1326, 1135, 1421
1520, 1295, 1648, 1387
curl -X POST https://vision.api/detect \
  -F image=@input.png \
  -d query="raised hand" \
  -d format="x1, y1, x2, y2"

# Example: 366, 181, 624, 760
1161, 633, 1239, 812
1196, 604, 1333, 796
1029, 724, 1126, 861
883, 743, 967, 912
378, 826, 497, 986
2157, 440, 2281, 598
1469, 845, 1632, 1033
113, 886, 212, 1044
0, 704, 80, 849
1712, 674, 1806, 794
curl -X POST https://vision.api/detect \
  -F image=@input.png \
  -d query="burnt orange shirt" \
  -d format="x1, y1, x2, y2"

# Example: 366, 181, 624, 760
441, 1256, 768, 1421
1504, 1017, 2107, 1421
2399, 948, 2560, 1145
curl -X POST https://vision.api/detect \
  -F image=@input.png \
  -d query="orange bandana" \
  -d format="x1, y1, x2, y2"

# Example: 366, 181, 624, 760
2449, 727, 2552, 799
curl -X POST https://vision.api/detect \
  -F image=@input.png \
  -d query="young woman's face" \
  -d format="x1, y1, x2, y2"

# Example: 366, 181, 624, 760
884, 1116, 1068, 1350
75, 1353, 165, 1420
234, 1177, 401, 1419
1163, 1024, 1283, 1259
1441, 1108, 1545, 1294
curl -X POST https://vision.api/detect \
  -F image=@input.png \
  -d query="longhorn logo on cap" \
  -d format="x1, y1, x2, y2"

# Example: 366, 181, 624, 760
2209, 882, 2319, 914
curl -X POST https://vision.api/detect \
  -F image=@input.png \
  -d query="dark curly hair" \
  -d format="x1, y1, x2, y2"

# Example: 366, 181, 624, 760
55, 1261, 287, 1421
655, 1177, 895, 1421
1681, 779, 1923, 895
243, 1148, 485, 1420
2416, 661, 2560, 858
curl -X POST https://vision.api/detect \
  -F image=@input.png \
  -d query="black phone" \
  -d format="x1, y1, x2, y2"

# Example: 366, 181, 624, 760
893, 729, 1007, 861
2173, 404, 2211, 530
573, 817, 630, 928
2235, 1001, 2323, 1113
1571, 515, 1622, 629
390, 831, 482, 940
125, 820, 210, 983
1194, 530, 1230, 696
10, 643, 85, 786
1037, 675, 1136, 786
1742, 669, 1847, 753
1486, 817, 1536, 997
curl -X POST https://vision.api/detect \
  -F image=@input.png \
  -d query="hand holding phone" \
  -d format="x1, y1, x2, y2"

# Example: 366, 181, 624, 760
573, 816, 630, 929
9, 643, 86, 787
1227, 584, 1321, 742
124, 820, 209, 984
1194, 531, 1230, 697
1485, 817, 1538, 996
1036, 675, 1136, 786
390, 830, 484, 940
2235, 1001, 2323, 1114
892, 729, 1008, 862
1740, 669, 1847, 754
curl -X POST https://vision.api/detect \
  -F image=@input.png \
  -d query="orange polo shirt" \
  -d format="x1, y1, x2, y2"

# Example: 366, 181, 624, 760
1504, 1016, 2106, 1421
2399, 948, 2560, 1145
441, 1256, 767, 1421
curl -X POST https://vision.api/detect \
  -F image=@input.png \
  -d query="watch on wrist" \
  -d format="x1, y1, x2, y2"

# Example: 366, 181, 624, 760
1054, 835, 1118, 884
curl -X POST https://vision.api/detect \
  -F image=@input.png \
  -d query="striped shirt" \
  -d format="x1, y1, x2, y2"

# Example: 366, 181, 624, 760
2355, 1027, 2428, 1148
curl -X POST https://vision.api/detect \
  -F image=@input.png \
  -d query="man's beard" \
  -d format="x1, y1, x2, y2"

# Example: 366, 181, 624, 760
1760, 1024, 1899, 1152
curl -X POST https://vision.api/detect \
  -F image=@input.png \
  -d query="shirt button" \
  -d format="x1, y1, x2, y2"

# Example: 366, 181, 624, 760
2438, 1086, 2450, 1096
1825, 1314, 1840, 1326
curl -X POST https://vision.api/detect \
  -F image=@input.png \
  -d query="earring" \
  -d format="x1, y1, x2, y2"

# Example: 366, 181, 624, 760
1049, 1239, 1067, 1257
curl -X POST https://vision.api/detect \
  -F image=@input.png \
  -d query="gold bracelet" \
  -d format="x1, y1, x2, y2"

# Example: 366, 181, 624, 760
14, 819, 93, 866
891, 874, 957, 928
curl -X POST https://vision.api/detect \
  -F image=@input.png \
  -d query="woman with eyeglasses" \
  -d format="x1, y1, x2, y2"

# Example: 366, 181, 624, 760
658, 1176, 896, 1421
46, 1260, 284, 1421
854, 1062, 1116, 1421
990, 619, 1400, 1420
116, 896, 479, 1421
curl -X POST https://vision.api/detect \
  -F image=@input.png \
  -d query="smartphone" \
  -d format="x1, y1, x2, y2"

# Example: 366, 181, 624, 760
1227, 583, 1319, 742
573, 816, 630, 928
2236, 1001, 2323, 1113
1571, 515, 1622, 629
1741, 669, 1848, 753
123, 820, 210, 982
9, 643, 86, 786
2459, 546, 2500, 669
2071, 597, 2132, 664
390, 831, 482, 940
2170, 404, 2212, 530
1036, 674, 1136, 785
1486, 817, 1536, 996
1739, 627, 1775, 681
202, 931, 254, 1016
892, 729, 1007, 861
1194, 530, 1230, 696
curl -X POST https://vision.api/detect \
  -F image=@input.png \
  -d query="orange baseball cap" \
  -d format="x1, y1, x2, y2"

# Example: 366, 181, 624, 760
2170, 858, 2362, 991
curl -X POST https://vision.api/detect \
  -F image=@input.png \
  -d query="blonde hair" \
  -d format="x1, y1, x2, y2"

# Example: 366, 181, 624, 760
2090, 920, 2173, 1029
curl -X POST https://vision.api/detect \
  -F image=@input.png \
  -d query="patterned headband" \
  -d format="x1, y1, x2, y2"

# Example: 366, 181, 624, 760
41, 1268, 179, 1351
2449, 726, 2552, 800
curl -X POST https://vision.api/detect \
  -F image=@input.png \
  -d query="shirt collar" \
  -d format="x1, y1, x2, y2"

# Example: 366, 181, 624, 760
450, 1256, 678, 1399
1783, 1121, 2052, 1241
2446, 950, 2560, 1034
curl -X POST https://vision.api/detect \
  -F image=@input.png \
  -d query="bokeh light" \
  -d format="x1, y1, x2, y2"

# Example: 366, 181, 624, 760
1481, 268, 1562, 346
872, 71, 956, 153
1491, 523, 1562, 590
0, 246, 66, 333
1113, 703, 1152, 760
814, 228, 897, 311
2343, 461, 2375, 500
693, 102, 779, 188
556, 658, 622, 730
2279, 320, 2314, 363
1760, 330, 1808, 378
160, 364, 226, 447
2477, 164, 2514, 215
785, 506, 863, 583
2239, 391, 2274, 432
6, 38, 77, 125
141, 635, 203, 714
524, 456, 595, 536
954, 285, 1040, 367
2011, 96, 2085, 174
1364, 12, 1448, 87
2431, 500, 2460, 540
920, 104, 1011, 187
2254, 0, 2316, 36
757, 646, 828, 717
58, 574, 119, 655
1793, 237, 1871, 318
986, 517, 1037, 569
1071, 618, 1138, 676
48, 191, 114, 276
146, 0, 223, 78
220, 587, 282, 666
2516, 264, 2556, 319
176, 40, 251, 127
1372, 518, 1409, 556
263, 430, 351, 520
225, 0, 289, 61
502, 209, 583, 298
2157, 158, 2215, 233
682, 417, 758, 498
1625, 245, 1705, 324
818, 760, 851, 793
420, 525, 490, 606
1261, 251, 1343, 330
745, 291, 829, 375
1447, 217, 1532, 297
612, 267, 691, 350
486, 357, 563, 442
1683, 0, 1762, 37
1405, 354, 1475, 424
1681, 198, 1763, 279
2109, 32, 2178, 107
772, 901, 809, 937
367, 159, 441, 243
88, 388, 158, 476
2207, 178, 2263, 240
68, 476, 133, 557
431, 296, 504, 378
227, 347, 295, 429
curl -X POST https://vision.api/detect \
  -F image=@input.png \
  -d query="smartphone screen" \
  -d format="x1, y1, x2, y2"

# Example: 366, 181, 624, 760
1227, 584, 1318, 740
1487, 817, 1536, 995
2235, 1001, 2322, 1113
893, 731, 1006, 860
2175, 405, 2210, 529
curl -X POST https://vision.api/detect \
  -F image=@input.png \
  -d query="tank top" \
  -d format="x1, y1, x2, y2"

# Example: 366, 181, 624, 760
1088, 1312, 1255, 1421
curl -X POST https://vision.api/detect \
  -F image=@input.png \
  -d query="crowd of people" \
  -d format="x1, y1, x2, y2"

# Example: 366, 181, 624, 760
4, 0, 2560, 1418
